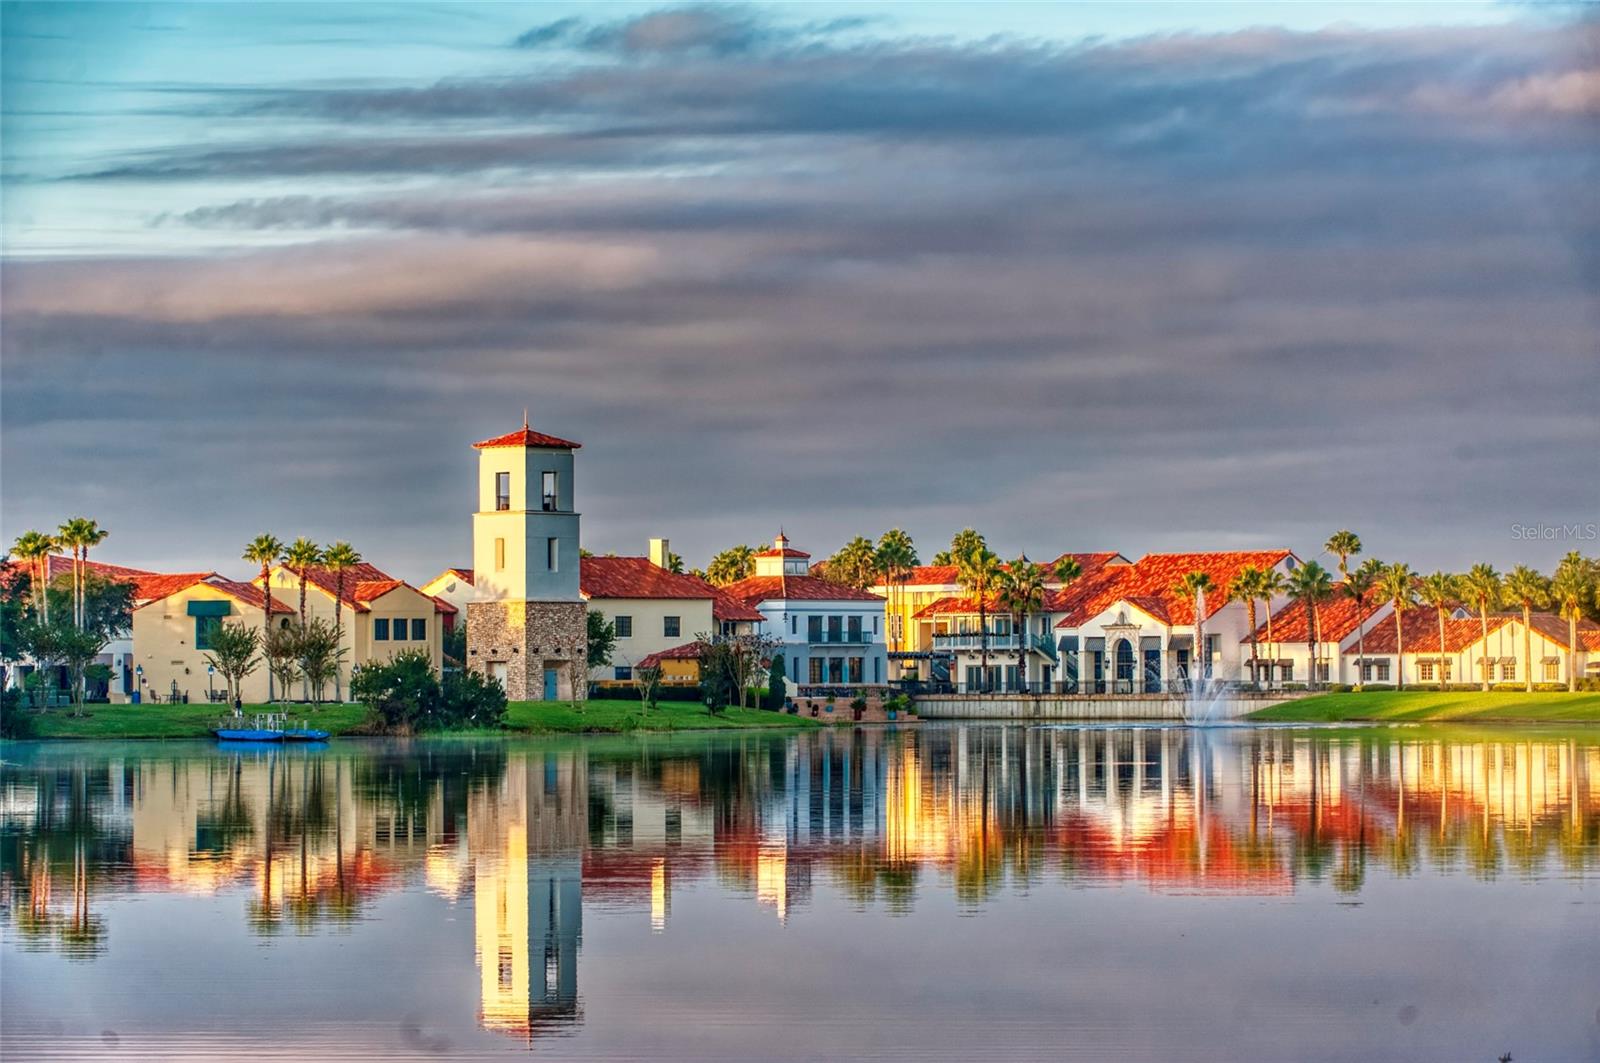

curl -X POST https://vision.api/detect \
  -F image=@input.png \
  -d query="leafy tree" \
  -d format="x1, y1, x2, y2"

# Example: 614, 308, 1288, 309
53, 623, 106, 716
874, 529, 918, 652
1503, 564, 1550, 693
634, 663, 664, 714
706, 544, 756, 586
695, 632, 780, 711
932, 528, 986, 566
1550, 552, 1593, 693
956, 543, 1003, 691
439, 667, 507, 729
264, 626, 301, 702
587, 609, 616, 670
202, 621, 262, 704
321, 540, 362, 701
243, 534, 284, 700
1174, 571, 1217, 686
0, 687, 35, 739
1380, 563, 1418, 690
766, 652, 787, 709
1460, 563, 1501, 692
1418, 571, 1459, 691
825, 536, 879, 590
294, 617, 345, 705
442, 622, 467, 667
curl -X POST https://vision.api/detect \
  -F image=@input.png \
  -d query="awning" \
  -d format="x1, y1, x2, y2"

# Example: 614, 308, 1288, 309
1168, 634, 1193, 650
186, 601, 232, 617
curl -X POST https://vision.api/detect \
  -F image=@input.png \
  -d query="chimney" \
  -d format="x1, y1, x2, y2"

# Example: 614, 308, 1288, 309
649, 538, 671, 569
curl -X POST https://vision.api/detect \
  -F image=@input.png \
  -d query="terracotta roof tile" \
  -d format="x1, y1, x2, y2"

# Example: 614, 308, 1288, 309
1347, 609, 1514, 655
637, 642, 704, 668
472, 425, 581, 450
1246, 591, 1387, 645
897, 565, 961, 586
1055, 550, 1296, 628
582, 557, 718, 600
135, 572, 295, 615
722, 574, 884, 604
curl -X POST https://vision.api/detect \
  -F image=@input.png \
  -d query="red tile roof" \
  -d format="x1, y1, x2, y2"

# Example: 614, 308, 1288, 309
1524, 612, 1600, 652
897, 565, 961, 586
755, 546, 811, 559
442, 567, 474, 585
909, 553, 1132, 619
705, 584, 767, 623
272, 562, 453, 613
721, 574, 884, 604
1347, 609, 1514, 655
472, 425, 581, 450
135, 572, 295, 615
1054, 550, 1296, 628
582, 556, 718, 600
637, 642, 704, 668
1246, 590, 1387, 645
2, 555, 159, 591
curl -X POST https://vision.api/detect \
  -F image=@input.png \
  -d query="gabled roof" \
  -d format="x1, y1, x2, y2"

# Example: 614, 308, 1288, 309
721, 574, 884, 605
472, 424, 581, 450
706, 585, 766, 622
136, 572, 295, 615
1346, 609, 1515, 655
637, 642, 704, 668
440, 567, 474, 585
908, 553, 1132, 620
269, 562, 454, 614
1247, 590, 1388, 645
755, 546, 811, 559
581, 556, 718, 601
1055, 550, 1297, 628
896, 565, 961, 587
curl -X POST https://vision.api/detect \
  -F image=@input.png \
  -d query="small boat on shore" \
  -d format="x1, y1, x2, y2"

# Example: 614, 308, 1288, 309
213, 713, 330, 743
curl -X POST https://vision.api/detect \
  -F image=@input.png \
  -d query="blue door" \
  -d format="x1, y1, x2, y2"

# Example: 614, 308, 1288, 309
543, 668, 559, 700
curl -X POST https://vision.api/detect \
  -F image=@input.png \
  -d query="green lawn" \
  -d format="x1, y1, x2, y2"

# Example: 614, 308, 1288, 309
1248, 689, 1600, 724
15, 698, 818, 740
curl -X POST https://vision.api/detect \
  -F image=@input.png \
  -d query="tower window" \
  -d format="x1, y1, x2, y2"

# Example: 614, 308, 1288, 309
495, 472, 510, 511
542, 471, 558, 512
547, 537, 559, 571
495, 538, 506, 571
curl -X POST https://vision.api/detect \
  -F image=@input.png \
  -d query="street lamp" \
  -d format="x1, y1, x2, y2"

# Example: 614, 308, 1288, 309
207, 664, 215, 701
134, 664, 144, 705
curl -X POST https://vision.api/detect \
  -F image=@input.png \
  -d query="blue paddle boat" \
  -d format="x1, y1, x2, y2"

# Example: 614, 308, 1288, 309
212, 712, 330, 743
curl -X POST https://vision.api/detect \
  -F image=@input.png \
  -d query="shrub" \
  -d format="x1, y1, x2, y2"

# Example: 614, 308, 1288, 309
439, 668, 508, 729
351, 650, 440, 733
0, 688, 36, 739
1327, 684, 1354, 694
588, 683, 703, 702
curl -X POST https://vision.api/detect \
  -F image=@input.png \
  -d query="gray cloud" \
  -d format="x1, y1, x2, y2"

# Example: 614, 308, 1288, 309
4, 11, 1598, 577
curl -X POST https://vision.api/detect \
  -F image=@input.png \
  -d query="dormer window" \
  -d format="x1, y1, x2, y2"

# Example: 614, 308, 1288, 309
495, 472, 510, 511
784, 559, 807, 576
542, 470, 558, 512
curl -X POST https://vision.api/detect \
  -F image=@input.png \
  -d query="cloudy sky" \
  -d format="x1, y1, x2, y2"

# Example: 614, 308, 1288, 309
3, 2, 1596, 581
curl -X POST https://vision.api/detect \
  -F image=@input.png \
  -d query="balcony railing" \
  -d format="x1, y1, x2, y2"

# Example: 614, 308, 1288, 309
808, 631, 875, 645
931, 632, 1021, 651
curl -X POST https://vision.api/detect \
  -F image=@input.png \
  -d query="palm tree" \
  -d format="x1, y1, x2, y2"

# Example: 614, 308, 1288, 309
1503, 565, 1550, 694
243, 534, 284, 702
826, 536, 879, 590
1230, 566, 1267, 688
706, 544, 756, 586
1325, 530, 1361, 586
996, 557, 1047, 693
1418, 571, 1459, 691
282, 537, 323, 626
11, 531, 56, 624
1288, 561, 1335, 691
874, 529, 918, 653
1460, 563, 1501, 692
1551, 553, 1593, 693
1345, 557, 1383, 690
1380, 563, 1418, 690
932, 528, 986, 567
322, 541, 362, 703
1258, 568, 1287, 689
77, 520, 108, 624
956, 544, 1003, 692
1173, 571, 1216, 690
56, 518, 91, 629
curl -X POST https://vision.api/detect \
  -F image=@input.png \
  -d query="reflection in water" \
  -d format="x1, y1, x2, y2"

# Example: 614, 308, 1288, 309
3, 726, 1598, 1050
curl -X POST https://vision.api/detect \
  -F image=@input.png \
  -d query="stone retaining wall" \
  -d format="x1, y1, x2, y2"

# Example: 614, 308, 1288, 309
913, 693, 1301, 721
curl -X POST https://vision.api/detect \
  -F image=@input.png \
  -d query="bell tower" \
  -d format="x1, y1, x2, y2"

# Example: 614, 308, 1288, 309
466, 418, 587, 701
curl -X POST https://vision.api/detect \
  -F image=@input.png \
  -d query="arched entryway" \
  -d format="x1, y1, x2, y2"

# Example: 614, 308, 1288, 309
1114, 639, 1136, 693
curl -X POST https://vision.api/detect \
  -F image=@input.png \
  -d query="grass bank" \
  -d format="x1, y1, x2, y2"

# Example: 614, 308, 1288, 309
1247, 690, 1600, 724
16, 698, 819, 740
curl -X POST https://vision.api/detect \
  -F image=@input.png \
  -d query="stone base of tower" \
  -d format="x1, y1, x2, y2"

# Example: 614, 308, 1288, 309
467, 600, 587, 701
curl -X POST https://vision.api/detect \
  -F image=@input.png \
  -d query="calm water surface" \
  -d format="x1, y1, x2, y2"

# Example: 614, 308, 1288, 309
3, 724, 1598, 1062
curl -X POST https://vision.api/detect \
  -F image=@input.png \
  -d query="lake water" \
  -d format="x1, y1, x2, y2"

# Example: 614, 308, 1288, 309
3, 724, 1597, 1062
